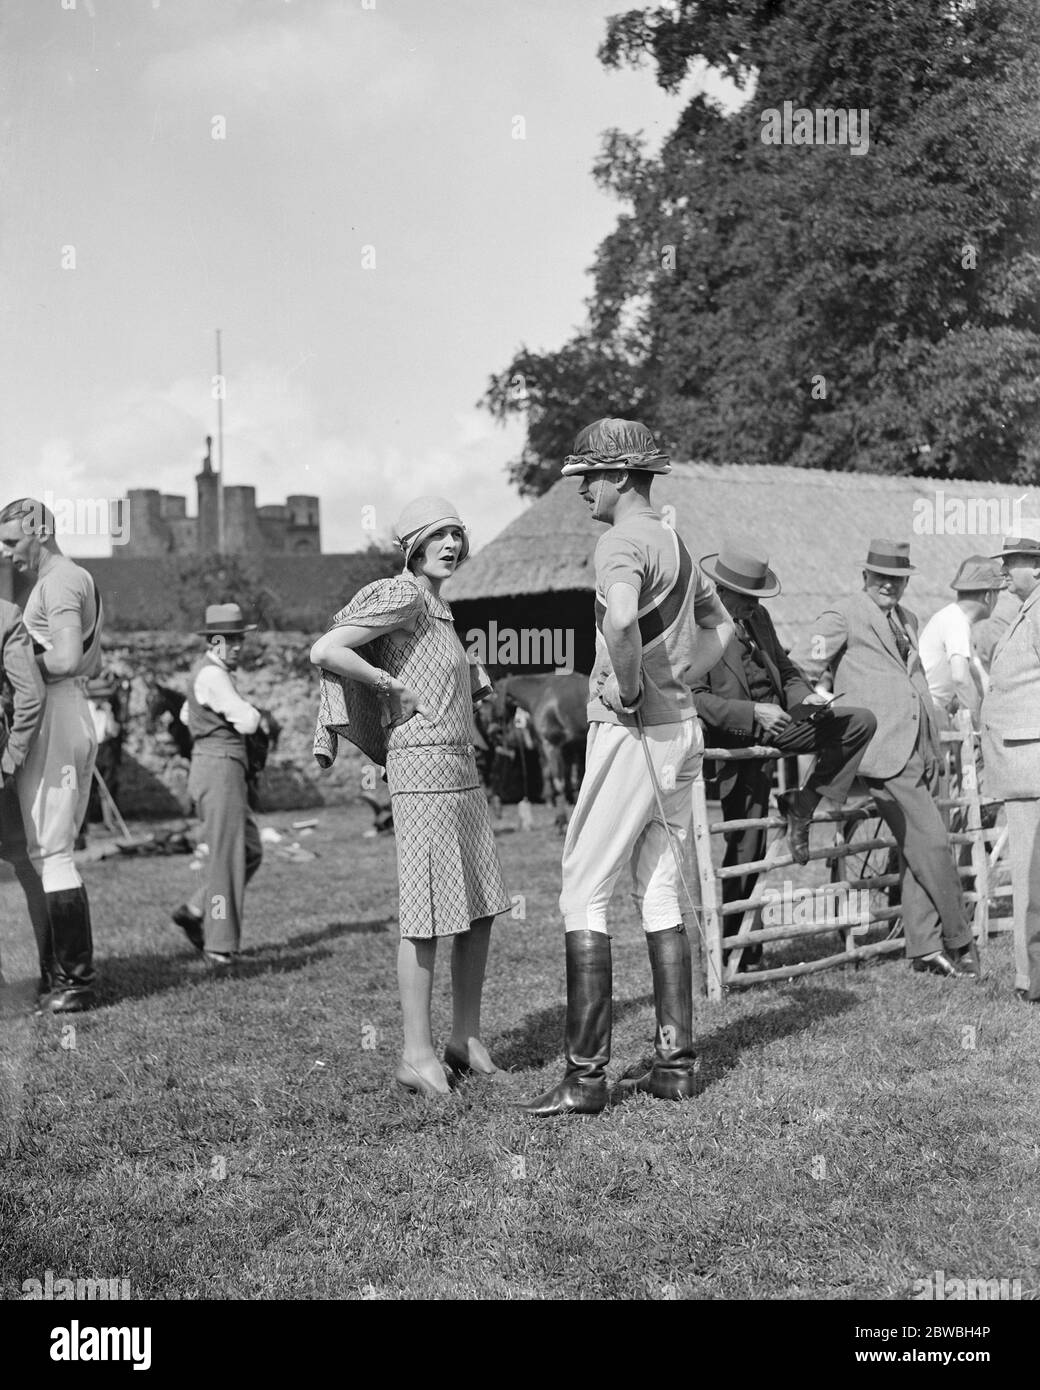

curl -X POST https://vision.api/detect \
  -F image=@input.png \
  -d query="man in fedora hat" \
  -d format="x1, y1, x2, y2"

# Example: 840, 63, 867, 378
919, 556, 1004, 727
981, 525, 1040, 1002
0, 497, 104, 1012
805, 540, 978, 979
170, 603, 264, 965
693, 542, 876, 965
522, 418, 735, 1117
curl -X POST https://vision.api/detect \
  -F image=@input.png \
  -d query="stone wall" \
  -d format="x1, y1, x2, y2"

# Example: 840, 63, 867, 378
98, 631, 367, 818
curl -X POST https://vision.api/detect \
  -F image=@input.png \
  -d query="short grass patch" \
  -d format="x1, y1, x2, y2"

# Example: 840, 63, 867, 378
1, 804, 1037, 1300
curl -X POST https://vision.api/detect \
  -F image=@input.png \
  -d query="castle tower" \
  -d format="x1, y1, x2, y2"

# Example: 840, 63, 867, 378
286, 494, 321, 552
118, 489, 171, 558
195, 435, 219, 553
224, 485, 263, 554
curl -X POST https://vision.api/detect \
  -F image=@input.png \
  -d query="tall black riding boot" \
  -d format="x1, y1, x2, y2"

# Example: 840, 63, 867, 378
620, 924, 697, 1101
520, 930, 612, 1117
46, 886, 96, 1013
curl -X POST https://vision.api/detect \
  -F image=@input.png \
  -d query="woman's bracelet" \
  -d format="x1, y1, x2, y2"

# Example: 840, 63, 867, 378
373, 670, 395, 698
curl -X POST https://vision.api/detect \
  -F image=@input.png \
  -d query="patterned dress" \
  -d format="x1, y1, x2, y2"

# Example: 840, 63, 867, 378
334, 575, 510, 939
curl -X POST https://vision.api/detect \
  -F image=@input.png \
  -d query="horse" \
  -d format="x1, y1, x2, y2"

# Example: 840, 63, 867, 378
143, 679, 194, 758
494, 673, 589, 818
76, 672, 132, 842
144, 677, 281, 763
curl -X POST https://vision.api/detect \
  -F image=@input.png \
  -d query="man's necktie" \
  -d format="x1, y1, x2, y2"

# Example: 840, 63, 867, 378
887, 611, 911, 663
737, 618, 759, 654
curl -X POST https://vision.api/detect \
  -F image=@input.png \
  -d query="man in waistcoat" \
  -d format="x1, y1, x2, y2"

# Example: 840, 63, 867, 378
170, 604, 264, 966
0, 498, 104, 1012
521, 418, 735, 1118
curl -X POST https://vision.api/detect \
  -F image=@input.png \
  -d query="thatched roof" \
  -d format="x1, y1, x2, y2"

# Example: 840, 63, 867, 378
444, 463, 1035, 653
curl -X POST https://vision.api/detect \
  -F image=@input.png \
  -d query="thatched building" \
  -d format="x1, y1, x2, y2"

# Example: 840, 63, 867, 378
444, 464, 1034, 672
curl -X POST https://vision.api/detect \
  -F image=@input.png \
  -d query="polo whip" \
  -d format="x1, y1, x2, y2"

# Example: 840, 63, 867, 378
634, 703, 722, 995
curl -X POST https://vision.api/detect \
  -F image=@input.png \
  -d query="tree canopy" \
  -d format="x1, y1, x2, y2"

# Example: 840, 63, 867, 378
483, 0, 1040, 495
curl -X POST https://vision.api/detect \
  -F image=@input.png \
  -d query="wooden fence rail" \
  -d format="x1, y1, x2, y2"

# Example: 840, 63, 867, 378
689, 708, 997, 1002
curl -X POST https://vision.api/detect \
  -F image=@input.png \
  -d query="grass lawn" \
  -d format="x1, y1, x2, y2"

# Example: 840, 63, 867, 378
0, 801, 1037, 1302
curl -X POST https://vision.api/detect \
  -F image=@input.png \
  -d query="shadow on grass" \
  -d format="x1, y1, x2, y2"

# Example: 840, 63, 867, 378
494, 990, 655, 1072
500, 983, 857, 1100
282, 918, 392, 948
621, 986, 858, 1099
92, 918, 394, 1008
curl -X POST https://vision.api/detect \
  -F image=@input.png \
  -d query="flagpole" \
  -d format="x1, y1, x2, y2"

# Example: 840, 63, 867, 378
215, 328, 225, 556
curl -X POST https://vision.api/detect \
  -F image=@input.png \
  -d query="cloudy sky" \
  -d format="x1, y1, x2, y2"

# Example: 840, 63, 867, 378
0, 0, 735, 556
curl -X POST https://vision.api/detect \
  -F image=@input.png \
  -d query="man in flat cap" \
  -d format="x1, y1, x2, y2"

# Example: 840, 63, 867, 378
981, 526, 1040, 1003
804, 540, 978, 979
919, 556, 1004, 730
522, 418, 734, 1117
693, 540, 876, 968
170, 603, 265, 966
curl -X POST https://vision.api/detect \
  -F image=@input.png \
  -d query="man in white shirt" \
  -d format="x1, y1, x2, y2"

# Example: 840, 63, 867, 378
171, 604, 264, 965
919, 556, 1003, 728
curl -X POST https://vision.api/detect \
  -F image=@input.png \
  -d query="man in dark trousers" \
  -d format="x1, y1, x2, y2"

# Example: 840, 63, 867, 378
171, 604, 264, 966
805, 539, 978, 979
0, 595, 49, 996
692, 542, 876, 968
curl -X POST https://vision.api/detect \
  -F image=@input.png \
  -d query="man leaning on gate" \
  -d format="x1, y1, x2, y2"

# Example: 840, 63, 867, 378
691, 540, 876, 971
804, 539, 980, 981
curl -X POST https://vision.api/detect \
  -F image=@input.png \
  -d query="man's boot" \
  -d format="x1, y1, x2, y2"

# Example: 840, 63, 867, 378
45, 886, 96, 1013
620, 924, 697, 1101
776, 787, 821, 866
520, 930, 611, 1117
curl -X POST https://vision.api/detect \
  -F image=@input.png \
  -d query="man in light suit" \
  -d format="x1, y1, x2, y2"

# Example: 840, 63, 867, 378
805, 540, 978, 978
981, 528, 1040, 1003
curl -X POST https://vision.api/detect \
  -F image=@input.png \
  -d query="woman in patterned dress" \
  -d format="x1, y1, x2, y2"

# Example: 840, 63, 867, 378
311, 497, 510, 1097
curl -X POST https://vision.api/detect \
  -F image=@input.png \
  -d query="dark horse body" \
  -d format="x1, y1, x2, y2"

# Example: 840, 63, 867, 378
494, 673, 589, 809
144, 677, 282, 774
144, 680, 195, 758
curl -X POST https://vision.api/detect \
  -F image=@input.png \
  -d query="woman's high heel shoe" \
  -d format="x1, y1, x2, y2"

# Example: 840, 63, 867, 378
444, 1042, 499, 1079
394, 1060, 452, 1099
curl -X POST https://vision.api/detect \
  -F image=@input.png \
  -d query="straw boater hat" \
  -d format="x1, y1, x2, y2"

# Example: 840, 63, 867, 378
393, 497, 470, 568
699, 541, 781, 599
863, 539, 916, 576
561, 418, 671, 476
992, 522, 1040, 561
950, 556, 1004, 591
196, 603, 257, 636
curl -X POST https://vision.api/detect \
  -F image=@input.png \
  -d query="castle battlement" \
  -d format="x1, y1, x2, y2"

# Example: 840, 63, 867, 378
114, 437, 321, 559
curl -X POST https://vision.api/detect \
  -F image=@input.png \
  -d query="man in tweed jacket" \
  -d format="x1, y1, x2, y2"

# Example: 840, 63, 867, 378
804, 540, 977, 978
981, 528, 1040, 1002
